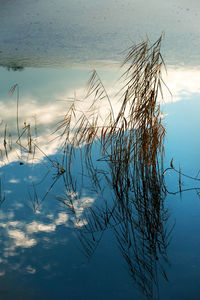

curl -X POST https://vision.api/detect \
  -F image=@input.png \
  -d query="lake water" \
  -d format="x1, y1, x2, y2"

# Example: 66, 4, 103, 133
0, 1, 200, 299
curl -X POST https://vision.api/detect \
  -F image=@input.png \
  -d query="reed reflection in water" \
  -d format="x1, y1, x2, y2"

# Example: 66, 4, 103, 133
48, 35, 172, 300
0, 35, 176, 300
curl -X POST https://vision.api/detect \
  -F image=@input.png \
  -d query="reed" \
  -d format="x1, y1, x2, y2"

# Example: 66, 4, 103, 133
1, 34, 198, 299
0, 178, 5, 206
0, 34, 198, 300
50, 35, 170, 300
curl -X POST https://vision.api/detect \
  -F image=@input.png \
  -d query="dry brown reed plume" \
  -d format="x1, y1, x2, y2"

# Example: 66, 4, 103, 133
54, 35, 166, 180
52, 35, 170, 300
0, 34, 174, 299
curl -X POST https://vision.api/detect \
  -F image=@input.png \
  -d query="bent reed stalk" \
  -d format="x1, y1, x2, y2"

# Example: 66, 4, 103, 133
55, 35, 166, 191
53, 35, 169, 300
0, 34, 199, 300
0, 35, 181, 300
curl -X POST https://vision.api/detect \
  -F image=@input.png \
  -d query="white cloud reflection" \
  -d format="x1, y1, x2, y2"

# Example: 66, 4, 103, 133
0, 66, 200, 166
7, 229, 36, 248
164, 67, 200, 102
27, 222, 56, 234
55, 212, 69, 225
0, 193, 95, 276
26, 266, 36, 274
0, 270, 5, 276
8, 179, 20, 184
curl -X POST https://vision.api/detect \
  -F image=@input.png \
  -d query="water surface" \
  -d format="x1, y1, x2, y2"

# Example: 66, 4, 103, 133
0, 1, 200, 300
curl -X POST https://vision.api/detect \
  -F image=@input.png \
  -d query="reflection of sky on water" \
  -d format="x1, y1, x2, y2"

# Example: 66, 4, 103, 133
0, 154, 143, 300
0, 66, 120, 164
0, 65, 200, 165
0, 92, 199, 299
0, 10, 200, 295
